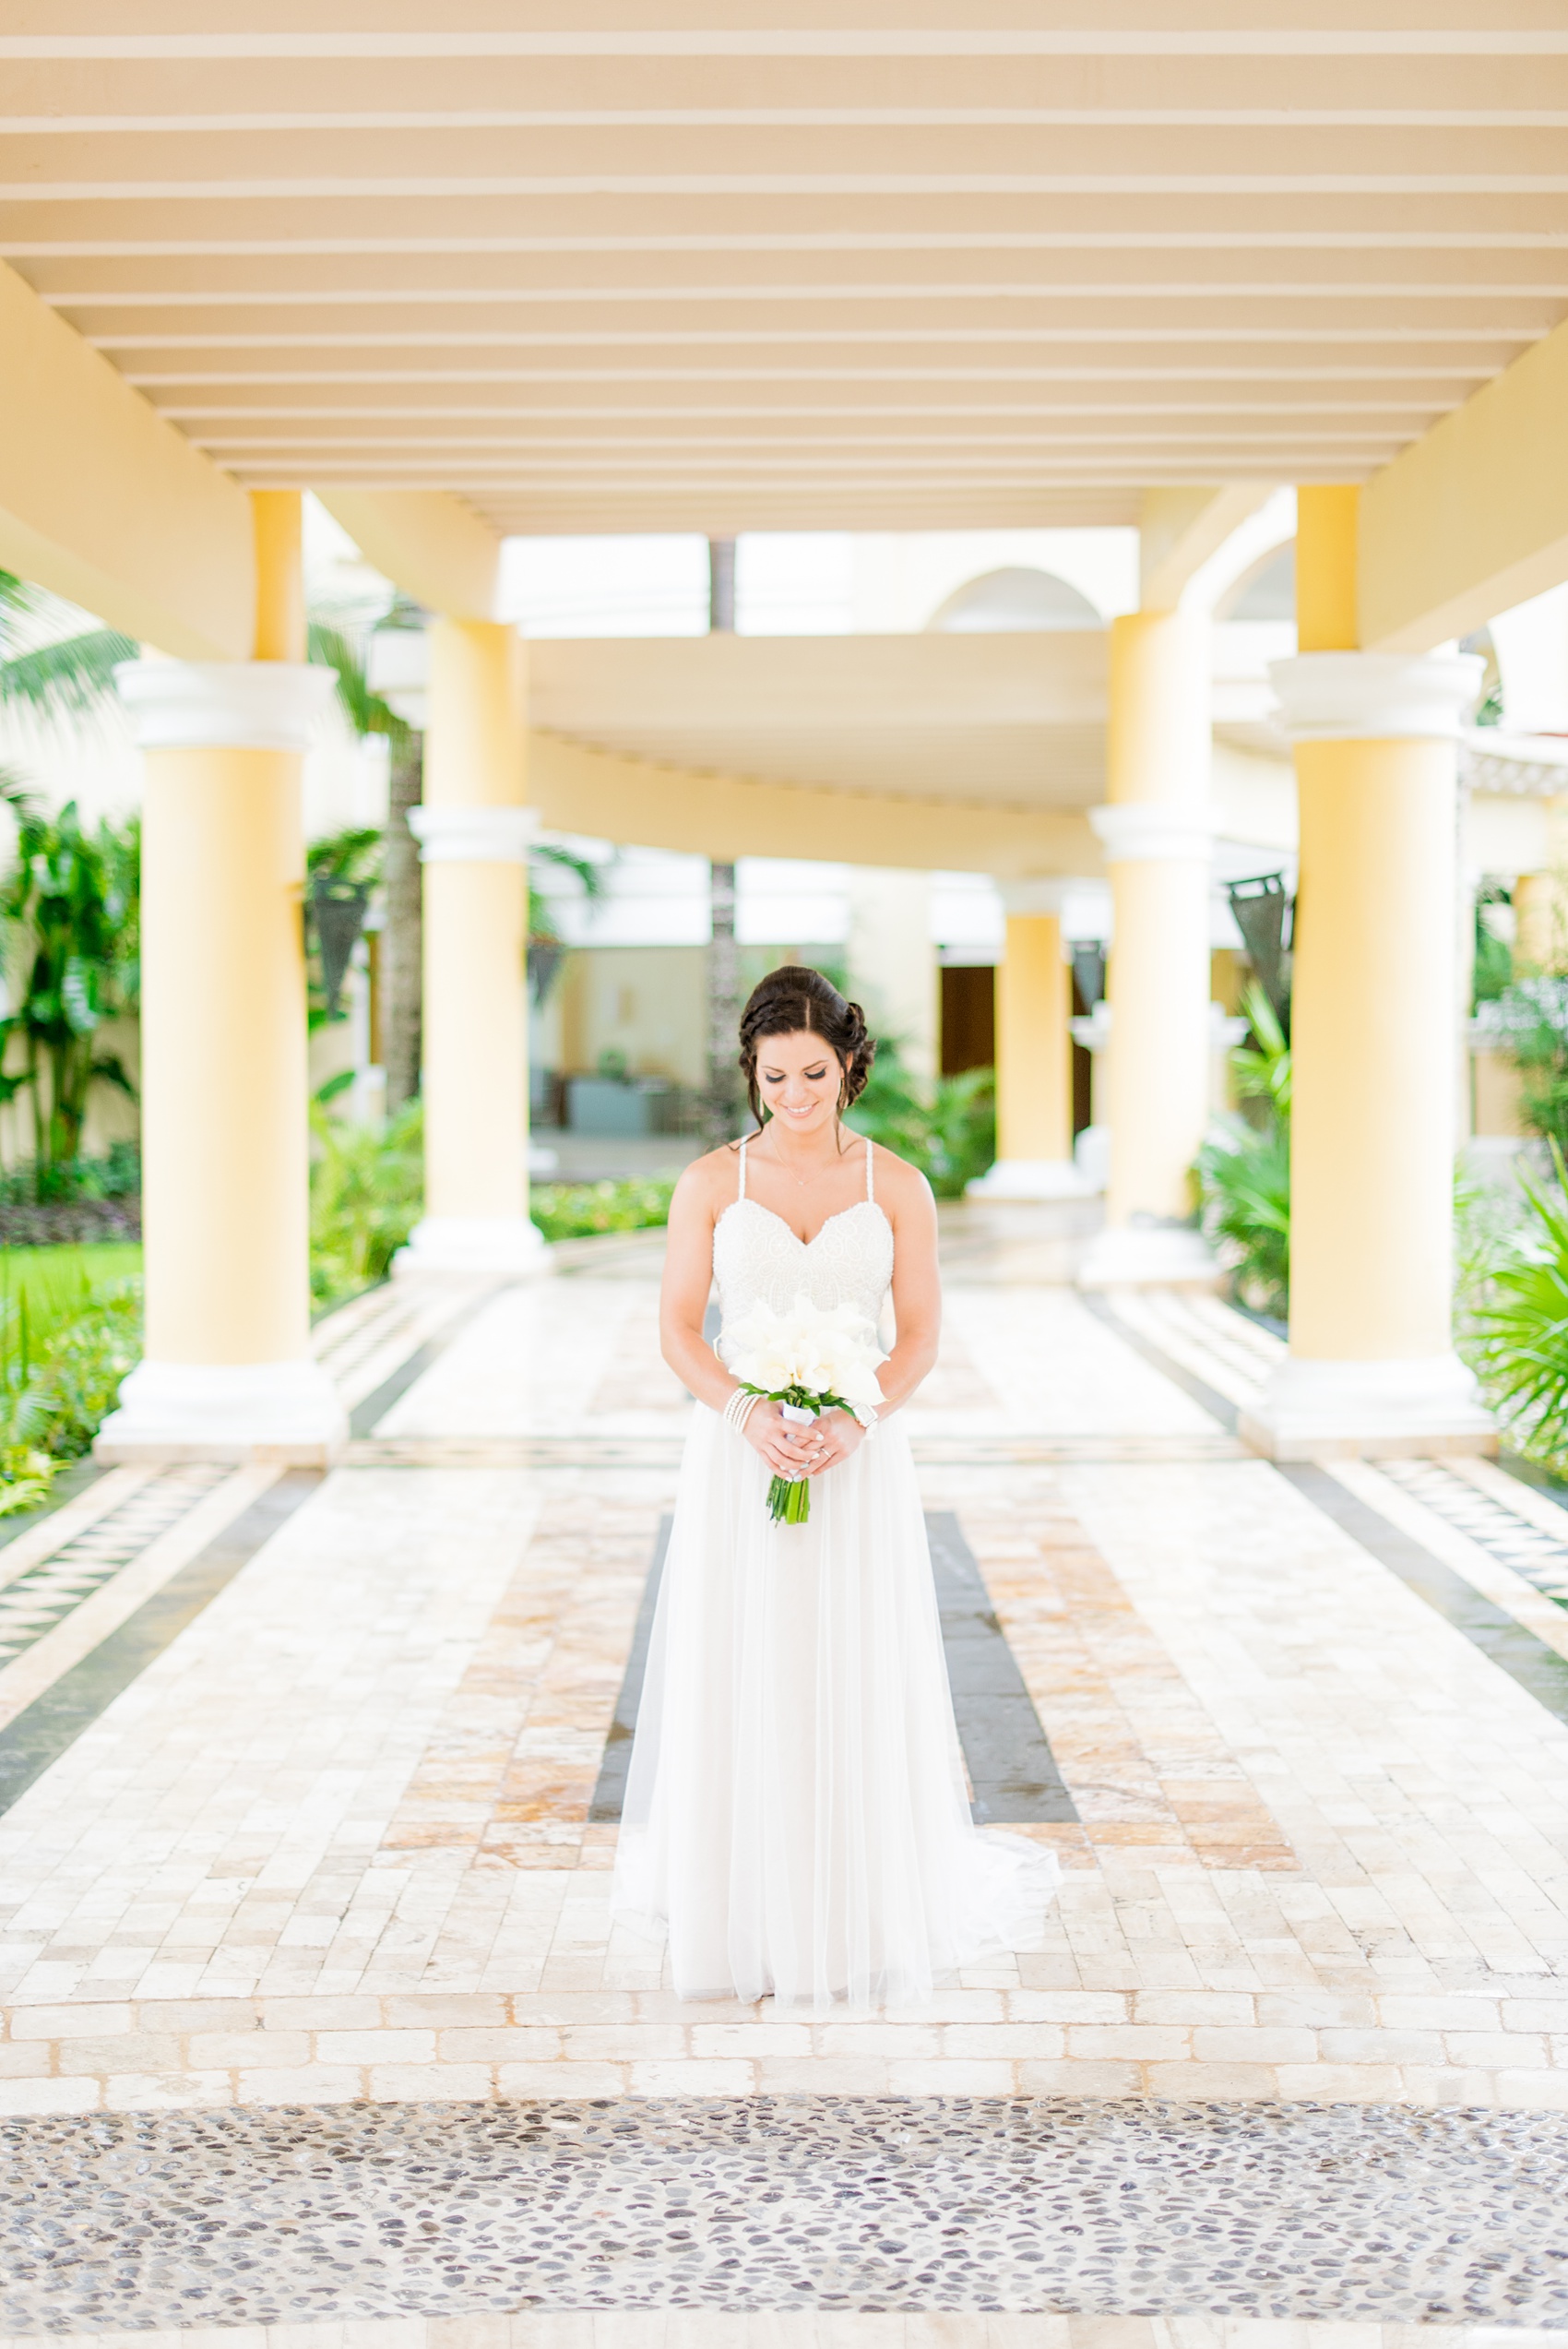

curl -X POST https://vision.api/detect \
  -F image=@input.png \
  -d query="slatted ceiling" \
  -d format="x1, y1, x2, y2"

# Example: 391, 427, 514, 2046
2, 7, 1564, 538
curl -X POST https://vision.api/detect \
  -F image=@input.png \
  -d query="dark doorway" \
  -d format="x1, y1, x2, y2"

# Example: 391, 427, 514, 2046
941, 964, 995, 1074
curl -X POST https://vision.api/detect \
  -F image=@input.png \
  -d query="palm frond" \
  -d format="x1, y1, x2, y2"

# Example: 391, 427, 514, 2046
0, 628, 137, 722
307, 620, 409, 745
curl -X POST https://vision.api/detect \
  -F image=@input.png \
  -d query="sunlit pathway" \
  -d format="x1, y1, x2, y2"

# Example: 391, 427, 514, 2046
2, 1206, 1567, 2337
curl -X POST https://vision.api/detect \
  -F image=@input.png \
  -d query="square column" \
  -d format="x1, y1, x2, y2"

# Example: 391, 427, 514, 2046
1077, 608, 1219, 1287
97, 495, 346, 1462
398, 618, 543, 1275
968, 885, 1087, 1198
1241, 488, 1492, 1458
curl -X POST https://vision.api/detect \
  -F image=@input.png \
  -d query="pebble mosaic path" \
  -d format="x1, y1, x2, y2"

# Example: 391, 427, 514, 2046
5, 2095, 1567, 2329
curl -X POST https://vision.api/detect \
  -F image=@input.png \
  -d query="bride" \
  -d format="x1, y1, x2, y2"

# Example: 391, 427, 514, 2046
612, 964, 1060, 2009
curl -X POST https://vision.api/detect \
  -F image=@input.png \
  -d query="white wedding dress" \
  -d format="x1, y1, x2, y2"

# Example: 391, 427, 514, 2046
612, 1135, 1061, 2009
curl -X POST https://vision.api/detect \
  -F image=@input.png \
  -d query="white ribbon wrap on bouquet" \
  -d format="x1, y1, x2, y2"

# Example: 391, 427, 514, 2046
779, 1400, 818, 1484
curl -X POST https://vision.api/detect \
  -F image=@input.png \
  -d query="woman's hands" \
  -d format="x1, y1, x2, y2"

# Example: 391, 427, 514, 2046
741, 1400, 864, 1478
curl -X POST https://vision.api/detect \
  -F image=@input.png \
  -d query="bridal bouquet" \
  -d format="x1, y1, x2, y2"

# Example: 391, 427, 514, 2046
721, 1295, 887, 1525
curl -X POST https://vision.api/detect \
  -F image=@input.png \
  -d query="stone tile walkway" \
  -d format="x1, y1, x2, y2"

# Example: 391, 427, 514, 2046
2, 1209, 1567, 2332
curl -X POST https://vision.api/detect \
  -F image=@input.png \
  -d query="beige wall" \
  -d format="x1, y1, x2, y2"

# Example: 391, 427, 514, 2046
556, 947, 708, 1086
0, 1013, 141, 1170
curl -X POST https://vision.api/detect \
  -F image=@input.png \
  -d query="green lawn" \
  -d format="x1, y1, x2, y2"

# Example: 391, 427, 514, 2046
2, 1244, 143, 1335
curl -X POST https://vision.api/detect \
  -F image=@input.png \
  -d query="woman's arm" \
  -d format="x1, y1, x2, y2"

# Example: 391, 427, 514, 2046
658, 1155, 815, 1481
874, 1154, 942, 1419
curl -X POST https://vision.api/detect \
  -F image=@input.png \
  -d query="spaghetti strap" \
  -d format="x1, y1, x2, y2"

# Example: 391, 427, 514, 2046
865, 1136, 874, 1202
737, 1138, 747, 1200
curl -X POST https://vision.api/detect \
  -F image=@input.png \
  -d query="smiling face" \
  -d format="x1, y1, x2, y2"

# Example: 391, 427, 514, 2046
754, 1027, 845, 1139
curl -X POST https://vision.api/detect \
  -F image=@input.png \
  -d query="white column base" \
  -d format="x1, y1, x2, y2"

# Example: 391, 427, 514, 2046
1077, 1219, 1221, 1290
95, 1358, 348, 1467
967, 1158, 1092, 1200
1239, 1353, 1497, 1461
393, 1215, 547, 1277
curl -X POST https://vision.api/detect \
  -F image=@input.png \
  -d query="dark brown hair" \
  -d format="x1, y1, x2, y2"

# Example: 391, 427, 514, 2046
737, 965, 875, 1137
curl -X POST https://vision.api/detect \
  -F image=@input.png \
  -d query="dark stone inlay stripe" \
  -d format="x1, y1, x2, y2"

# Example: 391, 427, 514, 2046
588, 1511, 1074, 1826
0, 1470, 322, 1818
587, 1512, 673, 1822
349, 1287, 511, 1437
927, 1508, 1076, 1823
1074, 1299, 1568, 1729
1283, 1462, 1568, 1727
1076, 1290, 1239, 1428
3, 2096, 1566, 2324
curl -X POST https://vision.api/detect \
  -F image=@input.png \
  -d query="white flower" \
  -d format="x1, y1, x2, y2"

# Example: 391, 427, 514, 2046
722, 1294, 885, 1405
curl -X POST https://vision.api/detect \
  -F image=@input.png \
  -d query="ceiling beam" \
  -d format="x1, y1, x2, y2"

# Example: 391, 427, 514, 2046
1360, 314, 1568, 650
0, 256, 251, 655
1138, 483, 1283, 611
529, 731, 1099, 878
313, 486, 499, 619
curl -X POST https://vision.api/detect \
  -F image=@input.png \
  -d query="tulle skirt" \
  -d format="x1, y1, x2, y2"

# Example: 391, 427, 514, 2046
612, 1403, 1061, 2009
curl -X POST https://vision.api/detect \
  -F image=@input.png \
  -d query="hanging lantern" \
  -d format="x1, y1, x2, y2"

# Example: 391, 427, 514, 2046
309, 880, 372, 1018
1226, 871, 1293, 1031
1069, 938, 1107, 1014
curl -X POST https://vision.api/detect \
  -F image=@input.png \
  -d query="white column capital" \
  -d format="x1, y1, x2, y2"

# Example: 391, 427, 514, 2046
1268, 650, 1485, 743
115, 660, 335, 752
1000, 879, 1070, 918
408, 805, 537, 864
1089, 803, 1216, 863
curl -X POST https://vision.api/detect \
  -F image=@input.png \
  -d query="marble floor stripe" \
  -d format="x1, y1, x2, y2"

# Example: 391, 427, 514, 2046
584, 1514, 1075, 1830
0, 1473, 322, 1820
588, 1519, 674, 1826
2, 2096, 1565, 2329
1075, 1300, 1237, 1433
1282, 1466, 1568, 1729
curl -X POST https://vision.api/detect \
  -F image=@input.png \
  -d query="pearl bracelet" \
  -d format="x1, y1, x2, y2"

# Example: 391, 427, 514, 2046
723, 1389, 761, 1437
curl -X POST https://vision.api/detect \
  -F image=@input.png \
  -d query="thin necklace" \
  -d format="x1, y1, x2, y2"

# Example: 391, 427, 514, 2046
759, 1119, 849, 1187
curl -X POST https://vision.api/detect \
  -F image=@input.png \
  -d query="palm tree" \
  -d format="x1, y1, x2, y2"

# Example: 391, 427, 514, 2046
0, 571, 136, 724
308, 614, 424, 1112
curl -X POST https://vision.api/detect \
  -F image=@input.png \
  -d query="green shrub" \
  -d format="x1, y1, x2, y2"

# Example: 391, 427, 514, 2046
1467, 1142, 1568, 1467
531, 1174, 677, 1243
0, 1268, 141, 1515
1196, 1117, 1290, 1318
310, 1100, 424, 1304
849, 1045, 997, 1198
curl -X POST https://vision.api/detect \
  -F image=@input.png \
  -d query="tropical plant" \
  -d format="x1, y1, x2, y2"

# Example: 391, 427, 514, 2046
849, 1042, 997, 1199
1230, 983, 1293, 1119
0, 571, 137, 727
0, 788, 140, 1191
309, 1098, 425, 1304
1196, 1119, 1290, 1318
1467, 1140, 1568, 1465
529, 842, 607, 1003
0, 1262, 141, 1514
1473, 888, 1514, 1008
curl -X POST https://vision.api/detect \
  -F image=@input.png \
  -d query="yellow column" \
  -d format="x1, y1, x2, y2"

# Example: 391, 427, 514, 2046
97, 490, 344, 1462
401, 618, 541, 1272
1239, 487, 1491, 1457
1078, 607, 1218, 1284
968, 896, 1083, 1197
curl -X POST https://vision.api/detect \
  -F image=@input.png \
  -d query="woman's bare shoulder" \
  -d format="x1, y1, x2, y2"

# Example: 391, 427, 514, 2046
862, 1139, 935, 1211
672, 1141, 747, 1214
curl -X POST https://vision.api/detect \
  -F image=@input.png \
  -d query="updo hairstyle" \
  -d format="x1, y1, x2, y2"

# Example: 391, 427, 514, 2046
737, 965, 875, 1136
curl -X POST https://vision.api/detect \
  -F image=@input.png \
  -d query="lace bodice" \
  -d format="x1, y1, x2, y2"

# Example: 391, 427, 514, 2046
712, 1137, 894, 1341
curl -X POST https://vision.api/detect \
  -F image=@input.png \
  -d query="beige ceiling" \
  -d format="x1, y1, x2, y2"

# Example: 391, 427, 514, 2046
529, 629, 1108, 809
1, 5, 1562, 539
